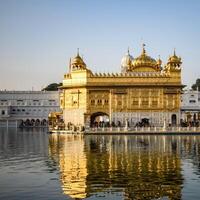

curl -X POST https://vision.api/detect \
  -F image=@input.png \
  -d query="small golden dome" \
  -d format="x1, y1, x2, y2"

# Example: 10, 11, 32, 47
71, 55, 86, 65
168, 49, 182, 64
157, 55, 162, 66
132, 44, 157, 69
71, 49, 86, 70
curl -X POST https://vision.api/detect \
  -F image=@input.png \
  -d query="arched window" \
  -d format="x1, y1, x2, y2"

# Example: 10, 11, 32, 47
91, 100, 95, 105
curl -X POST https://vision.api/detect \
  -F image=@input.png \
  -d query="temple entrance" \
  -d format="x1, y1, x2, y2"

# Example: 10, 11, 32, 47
171, 114, 177, 126
141, 118, 150, 126
90, 112, 109, 127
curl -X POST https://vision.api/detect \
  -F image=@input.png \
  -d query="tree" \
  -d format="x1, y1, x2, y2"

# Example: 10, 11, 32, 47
191, 79, 200, 91
42, 83, 62, 91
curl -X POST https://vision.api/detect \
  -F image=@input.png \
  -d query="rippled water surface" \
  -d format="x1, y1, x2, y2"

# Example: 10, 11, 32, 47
1, 128, 200, 199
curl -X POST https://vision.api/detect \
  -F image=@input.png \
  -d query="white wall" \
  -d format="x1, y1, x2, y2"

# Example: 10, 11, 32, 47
0, 91, 61, 121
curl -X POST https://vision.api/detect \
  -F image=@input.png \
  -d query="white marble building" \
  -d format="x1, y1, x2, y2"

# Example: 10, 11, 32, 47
181, 90, 200, 122
0, 91, 60, 127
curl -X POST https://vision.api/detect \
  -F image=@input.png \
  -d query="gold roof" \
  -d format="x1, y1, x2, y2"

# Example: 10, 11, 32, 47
132, 44, 158, 70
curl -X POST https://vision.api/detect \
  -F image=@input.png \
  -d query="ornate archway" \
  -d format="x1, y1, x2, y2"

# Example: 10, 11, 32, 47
90, 112, 109, 127
35, 119, 40, 126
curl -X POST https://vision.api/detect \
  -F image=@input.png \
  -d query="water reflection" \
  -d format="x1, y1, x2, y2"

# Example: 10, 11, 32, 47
49, 134, 87, 199
0, 128, 65, 200
49, 134, 200, 200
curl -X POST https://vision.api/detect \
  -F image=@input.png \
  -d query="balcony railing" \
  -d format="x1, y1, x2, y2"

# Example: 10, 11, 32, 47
85, 126, 200, 134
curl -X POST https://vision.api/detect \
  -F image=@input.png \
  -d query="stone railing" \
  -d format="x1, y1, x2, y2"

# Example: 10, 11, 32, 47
85, 126, 200, 134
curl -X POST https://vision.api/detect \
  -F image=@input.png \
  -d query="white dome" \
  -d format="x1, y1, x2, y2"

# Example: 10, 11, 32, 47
121, 50, 134, 68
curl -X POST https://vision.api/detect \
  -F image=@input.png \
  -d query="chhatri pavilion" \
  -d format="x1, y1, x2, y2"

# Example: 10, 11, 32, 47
60, 45, 183, 127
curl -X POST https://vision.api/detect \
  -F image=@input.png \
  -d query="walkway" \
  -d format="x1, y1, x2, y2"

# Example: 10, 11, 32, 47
84, 126, 200, 135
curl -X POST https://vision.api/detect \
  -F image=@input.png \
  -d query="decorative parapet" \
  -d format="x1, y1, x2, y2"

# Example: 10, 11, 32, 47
91, 71, 170, 78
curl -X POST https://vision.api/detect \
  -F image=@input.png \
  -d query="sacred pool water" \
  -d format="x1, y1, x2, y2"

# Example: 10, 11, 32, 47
0, 128, 200, 200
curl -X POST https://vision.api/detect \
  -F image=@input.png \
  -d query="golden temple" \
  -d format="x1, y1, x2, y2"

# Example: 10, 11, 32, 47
60, 45, 182, 127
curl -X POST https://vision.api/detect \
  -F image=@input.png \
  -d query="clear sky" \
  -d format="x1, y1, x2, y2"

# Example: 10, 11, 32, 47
0, 0, 200, 90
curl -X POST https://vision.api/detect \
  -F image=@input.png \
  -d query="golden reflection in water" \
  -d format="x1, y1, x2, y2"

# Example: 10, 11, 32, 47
49, 135, 189, 200
49, 134, 87, 199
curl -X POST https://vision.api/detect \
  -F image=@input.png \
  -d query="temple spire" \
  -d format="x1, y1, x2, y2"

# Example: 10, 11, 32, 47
77, 48, 80, 56
174, 48, 176, 56
157, 55, 162, 66
142, 43, 146, 55
127, 47, 130, 55
69, 58, 71, 73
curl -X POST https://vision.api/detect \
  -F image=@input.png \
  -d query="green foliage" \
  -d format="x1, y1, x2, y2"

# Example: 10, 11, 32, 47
42, 83, 62, 91
191, 79, 200, 91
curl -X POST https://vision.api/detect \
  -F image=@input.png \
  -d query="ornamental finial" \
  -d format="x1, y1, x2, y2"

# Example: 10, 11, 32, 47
77, 48, 79, 56
142, 43, 146, 55
174, 48, 176, 56
157, 55, 162, 66
69, 57, 71, 72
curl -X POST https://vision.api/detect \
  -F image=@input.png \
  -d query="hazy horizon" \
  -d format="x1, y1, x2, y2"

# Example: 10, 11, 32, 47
1, 0, 200, 90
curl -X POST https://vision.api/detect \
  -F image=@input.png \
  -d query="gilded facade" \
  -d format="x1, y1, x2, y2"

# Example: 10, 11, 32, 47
60, 45, 182, 127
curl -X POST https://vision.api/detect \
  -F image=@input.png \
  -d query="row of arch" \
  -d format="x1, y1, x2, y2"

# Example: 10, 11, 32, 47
19, 119, 48, 127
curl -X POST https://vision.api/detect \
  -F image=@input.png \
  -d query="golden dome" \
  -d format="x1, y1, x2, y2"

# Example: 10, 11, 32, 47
71, 49, 86, 70
168, 49, 182, 64
132, 44, 157, 70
